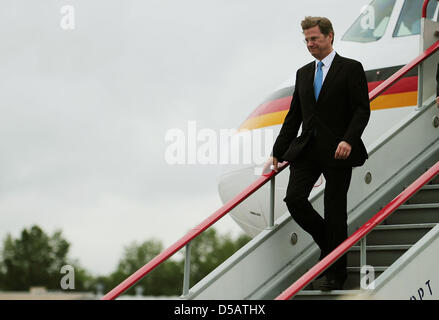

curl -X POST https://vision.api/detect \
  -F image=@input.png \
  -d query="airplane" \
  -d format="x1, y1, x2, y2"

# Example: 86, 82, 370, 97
217, 0, 439, 237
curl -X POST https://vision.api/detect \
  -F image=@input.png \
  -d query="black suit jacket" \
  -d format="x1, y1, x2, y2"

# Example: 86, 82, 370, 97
272, 53, 370, 167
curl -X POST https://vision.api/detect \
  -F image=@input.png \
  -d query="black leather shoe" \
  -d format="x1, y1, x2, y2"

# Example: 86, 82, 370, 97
319, 276, 345, 291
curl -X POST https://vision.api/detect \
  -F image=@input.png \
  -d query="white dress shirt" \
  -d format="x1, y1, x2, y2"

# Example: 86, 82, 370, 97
314, 49, 336, 84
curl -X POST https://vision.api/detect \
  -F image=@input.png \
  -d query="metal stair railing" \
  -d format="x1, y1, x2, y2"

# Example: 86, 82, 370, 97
101, 161, 289, 300
276, 160, 439, 300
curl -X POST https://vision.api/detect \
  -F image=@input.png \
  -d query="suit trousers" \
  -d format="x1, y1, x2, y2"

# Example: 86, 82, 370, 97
283, 137, 352, 280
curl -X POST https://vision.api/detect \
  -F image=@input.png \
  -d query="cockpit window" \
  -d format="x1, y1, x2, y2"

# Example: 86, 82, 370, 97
393, 0, 438, 37
342, 0, 396, 43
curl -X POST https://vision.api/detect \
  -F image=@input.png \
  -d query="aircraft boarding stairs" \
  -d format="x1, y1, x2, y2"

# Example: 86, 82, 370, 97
102, 7, 439, 301
184, 95, 439, 300
295, 172, 439, 300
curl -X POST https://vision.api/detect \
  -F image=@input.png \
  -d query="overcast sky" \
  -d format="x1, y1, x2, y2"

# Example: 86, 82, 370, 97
0, 0, 370, 277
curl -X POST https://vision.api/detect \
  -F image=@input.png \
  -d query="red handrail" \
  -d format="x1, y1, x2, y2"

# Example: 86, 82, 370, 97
102, 162, 289, 300
369, 40, 439, 101
276, 161, 439, 300
422, 0, 438, 19
422, 0, 429, 19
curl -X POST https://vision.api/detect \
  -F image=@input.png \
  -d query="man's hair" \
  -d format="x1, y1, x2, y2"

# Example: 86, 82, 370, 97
301, 16, 334, 44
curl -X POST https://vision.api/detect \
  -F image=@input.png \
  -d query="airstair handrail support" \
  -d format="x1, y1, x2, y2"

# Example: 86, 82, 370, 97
422, 0, 428, 17
369, 40, 439, 102
422, 0, 438, 19
101, 162, 289, 300
182, 243, 191, 296
268, 176, 276, 229
420, 0, 439, 107
276, 161, 439, 300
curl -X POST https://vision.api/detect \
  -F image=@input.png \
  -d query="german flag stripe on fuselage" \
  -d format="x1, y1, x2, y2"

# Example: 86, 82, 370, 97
239, 65, 418, 131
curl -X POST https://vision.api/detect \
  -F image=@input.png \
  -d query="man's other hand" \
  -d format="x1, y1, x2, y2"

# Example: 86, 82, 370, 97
335, 141, 352, 160
436, 96, 439, 108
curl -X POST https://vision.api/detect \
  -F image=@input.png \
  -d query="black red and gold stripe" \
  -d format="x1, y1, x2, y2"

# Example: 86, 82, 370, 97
239, 65, 418, 131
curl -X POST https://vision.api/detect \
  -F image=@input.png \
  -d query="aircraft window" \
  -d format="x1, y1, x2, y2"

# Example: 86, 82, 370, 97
393, 0, 438, 37
342, 0, 396, 42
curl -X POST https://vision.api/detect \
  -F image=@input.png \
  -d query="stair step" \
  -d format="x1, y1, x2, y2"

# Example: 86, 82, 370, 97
399, 203, 439, 209
347, 266, 388, 272
428, 174, 439, 185
301, 266, 388, 293
373, 223, 437, 230
366, 223, 436, 245
421, 184, 439, 189
407, 184, 439, 204
384, 203, 439, 225
347, 245, 411, 266
350, 244, 412, 251
294, 290, 362, 300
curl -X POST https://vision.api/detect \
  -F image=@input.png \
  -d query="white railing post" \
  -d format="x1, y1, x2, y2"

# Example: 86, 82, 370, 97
268, 176, 275, 229
417, 61, 424, 108
360, 237, 367, 289
182, 242, 191, 297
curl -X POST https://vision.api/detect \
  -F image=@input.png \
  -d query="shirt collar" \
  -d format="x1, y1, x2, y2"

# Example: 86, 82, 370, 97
315, 49, 336, 68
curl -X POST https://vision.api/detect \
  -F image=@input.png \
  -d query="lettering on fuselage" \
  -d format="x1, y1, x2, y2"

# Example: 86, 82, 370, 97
409, 280, 433, 300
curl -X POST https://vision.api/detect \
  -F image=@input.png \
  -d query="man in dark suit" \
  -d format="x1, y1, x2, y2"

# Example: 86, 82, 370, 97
266, 16, 370, 290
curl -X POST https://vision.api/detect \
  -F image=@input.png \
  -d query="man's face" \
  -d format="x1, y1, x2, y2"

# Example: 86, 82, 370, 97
303, 25, 333, 60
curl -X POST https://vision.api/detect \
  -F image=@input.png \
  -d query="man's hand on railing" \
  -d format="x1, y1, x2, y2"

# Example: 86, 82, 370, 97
262, 156, 280, 175
436, 96, 439, 108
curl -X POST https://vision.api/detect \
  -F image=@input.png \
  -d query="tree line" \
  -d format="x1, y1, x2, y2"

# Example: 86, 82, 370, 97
0, 225, 251, 296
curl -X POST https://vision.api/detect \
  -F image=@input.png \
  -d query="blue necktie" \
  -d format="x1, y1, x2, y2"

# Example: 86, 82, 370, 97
314, 61, 324, 100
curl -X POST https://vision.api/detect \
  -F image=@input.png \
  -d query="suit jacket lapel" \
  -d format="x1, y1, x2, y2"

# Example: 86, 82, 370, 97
316, 53, 343, 104
304, 61, 316, 107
